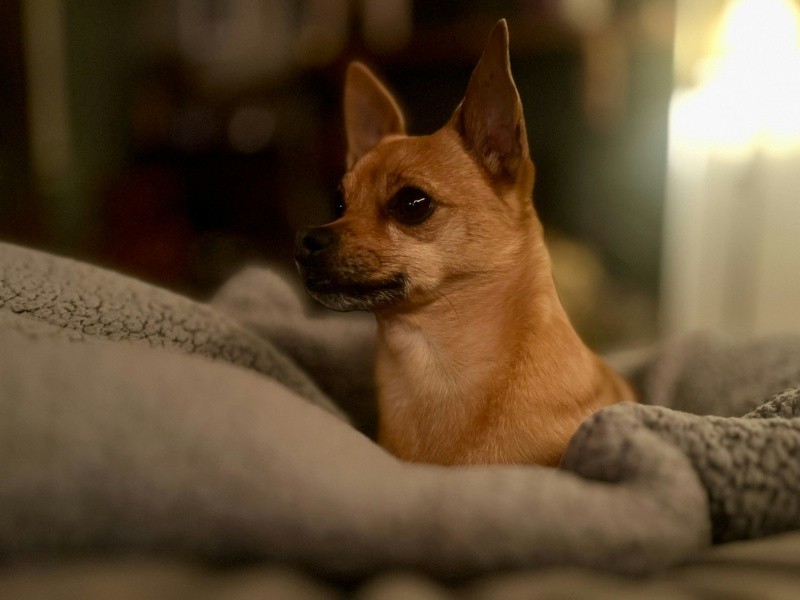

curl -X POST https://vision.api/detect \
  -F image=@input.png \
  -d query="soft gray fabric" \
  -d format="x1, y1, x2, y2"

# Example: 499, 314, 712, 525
0, 324, 708, 576
0, 241, 799, 581
564, 396, 800, 543
4, 531, 800, 600
0, 242, 343, 419
631, 334, 800, 417
212, 266, 378, 435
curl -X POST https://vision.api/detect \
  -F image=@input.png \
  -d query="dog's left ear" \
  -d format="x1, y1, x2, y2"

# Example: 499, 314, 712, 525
451, 19, 529, 180
344, 62, 406, 169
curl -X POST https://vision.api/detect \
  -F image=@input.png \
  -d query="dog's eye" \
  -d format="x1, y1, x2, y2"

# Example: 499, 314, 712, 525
332, 187, 346, 219
388, 187, 434, 226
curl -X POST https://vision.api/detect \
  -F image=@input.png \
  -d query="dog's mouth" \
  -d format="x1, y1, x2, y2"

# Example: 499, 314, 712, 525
301, 272, 407, 311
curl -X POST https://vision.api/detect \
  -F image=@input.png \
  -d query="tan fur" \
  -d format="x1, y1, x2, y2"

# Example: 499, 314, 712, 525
306, 20, 635, 467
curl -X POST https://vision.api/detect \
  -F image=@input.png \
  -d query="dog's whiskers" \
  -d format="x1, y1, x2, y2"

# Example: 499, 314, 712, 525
433, 289, 462, 330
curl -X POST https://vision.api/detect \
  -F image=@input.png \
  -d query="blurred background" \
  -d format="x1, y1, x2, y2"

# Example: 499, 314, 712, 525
1, 0, 799, 351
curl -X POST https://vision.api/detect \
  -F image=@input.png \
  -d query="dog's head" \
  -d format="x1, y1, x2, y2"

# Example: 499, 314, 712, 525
296, 19, 538, 312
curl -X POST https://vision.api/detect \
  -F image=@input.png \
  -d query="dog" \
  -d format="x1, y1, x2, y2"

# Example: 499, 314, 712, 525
295, 19, 635, 466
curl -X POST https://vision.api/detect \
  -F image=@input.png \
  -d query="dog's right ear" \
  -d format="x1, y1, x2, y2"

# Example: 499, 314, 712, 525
344, 62, 406, 169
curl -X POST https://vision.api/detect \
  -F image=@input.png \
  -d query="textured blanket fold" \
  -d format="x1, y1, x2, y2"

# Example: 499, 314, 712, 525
1, 240, 799, 578
564, 394, 800, 543
0, 243, 342, 419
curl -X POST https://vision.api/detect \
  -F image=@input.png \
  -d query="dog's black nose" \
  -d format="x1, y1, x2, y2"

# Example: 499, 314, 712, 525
296, 227, 337, 260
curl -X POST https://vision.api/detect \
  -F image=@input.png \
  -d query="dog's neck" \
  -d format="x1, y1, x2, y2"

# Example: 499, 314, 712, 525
374, 223, 609, 465
377, 232, 564, 369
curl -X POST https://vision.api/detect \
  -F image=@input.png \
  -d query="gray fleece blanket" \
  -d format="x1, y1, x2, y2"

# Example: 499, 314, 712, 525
1, 241, 799, 579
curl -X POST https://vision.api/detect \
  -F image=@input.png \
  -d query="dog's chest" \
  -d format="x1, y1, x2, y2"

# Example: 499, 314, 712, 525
376, 324, 495, 403
375, 330, 504, 460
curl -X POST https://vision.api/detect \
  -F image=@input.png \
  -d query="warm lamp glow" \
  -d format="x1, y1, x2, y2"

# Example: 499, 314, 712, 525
672, 0, 800, 153
715, 0, 800, 58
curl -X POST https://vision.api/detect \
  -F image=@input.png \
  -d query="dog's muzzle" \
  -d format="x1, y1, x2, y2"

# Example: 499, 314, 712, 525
294, 226, 406, 311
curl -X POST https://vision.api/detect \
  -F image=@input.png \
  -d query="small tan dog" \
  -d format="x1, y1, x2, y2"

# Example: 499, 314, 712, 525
296, 19, 634, 466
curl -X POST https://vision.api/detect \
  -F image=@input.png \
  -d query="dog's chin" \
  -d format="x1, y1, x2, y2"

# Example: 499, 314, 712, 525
303, 274, 407, 312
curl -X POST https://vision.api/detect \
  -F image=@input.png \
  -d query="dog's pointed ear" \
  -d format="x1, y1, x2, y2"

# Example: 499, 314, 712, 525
451, 19, 528, 179
344, 62, 406, 169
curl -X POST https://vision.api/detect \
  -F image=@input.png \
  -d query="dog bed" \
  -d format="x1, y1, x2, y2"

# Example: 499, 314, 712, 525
1, 241, 800, 597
